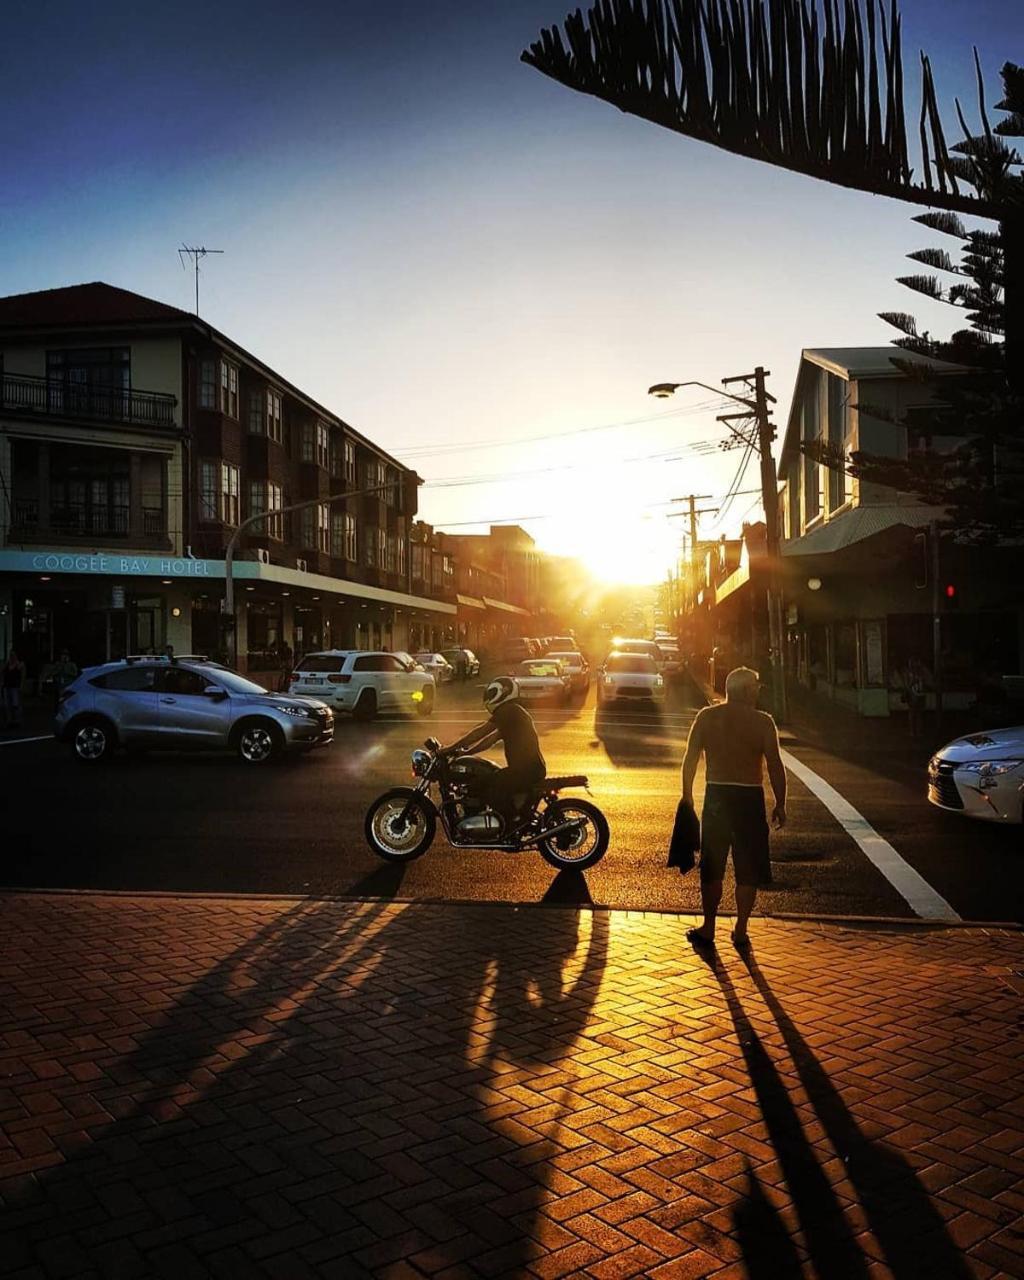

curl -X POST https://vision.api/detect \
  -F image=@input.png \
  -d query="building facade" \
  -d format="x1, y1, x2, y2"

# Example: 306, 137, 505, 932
776, 348, 1022, 717
0, 283, 455, 683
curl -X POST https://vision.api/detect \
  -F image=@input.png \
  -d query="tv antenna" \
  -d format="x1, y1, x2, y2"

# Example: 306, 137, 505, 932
178, 244, 223, 316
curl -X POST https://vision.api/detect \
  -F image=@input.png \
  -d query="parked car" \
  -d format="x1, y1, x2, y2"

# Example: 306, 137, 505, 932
289, 650, 435, 720
392, 651, 426, 673
502, 637, 535, 663
442, 647, 480, 678
544, 635, 578, 655
548, 651, 590, 698
511, 658, 572, 706
55, 657, 334, 764
654, 639, 682, 676
414, 652, 455, 683
597, 652, 666, 708
928, 726, 1024, 824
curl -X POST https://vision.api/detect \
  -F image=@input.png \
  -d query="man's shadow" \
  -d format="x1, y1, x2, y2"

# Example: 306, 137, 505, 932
4, 868, 609, 1276
720, 948, 972, 1280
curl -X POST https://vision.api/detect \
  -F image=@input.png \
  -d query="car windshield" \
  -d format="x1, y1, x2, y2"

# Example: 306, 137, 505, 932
297, 655, 348, 673
549, 653, 582, 668
209, 669, 269, 694
519, 660, 561, 676
607, 655, 657, 674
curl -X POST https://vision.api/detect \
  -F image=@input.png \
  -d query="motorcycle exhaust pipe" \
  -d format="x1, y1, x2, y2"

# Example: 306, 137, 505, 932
539, 818, 586, 840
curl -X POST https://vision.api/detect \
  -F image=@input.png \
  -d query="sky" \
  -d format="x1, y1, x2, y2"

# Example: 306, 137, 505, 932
3, 0, 1020, 584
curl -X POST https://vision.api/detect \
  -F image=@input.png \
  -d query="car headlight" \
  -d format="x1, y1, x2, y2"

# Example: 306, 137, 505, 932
958, 759, 1023, 776
278, 704, 315, 719
603, 676, 615, 685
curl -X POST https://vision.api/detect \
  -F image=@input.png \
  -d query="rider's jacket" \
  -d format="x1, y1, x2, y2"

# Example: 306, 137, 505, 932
490, 701, 546, 776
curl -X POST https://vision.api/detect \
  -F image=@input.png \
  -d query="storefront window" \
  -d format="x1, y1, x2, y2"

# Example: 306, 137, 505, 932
247, 599, 284, 670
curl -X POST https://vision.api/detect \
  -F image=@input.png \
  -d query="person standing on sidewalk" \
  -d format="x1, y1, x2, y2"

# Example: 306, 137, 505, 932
2, 649, 27, 729
681, 666, 787, 948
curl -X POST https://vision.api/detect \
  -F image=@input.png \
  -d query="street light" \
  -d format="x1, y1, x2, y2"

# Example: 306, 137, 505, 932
223, 482, 390, 668
648, 371, 787, 722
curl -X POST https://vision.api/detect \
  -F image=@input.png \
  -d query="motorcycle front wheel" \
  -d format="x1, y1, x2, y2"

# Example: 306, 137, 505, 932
537, 798, 610, 871
364, 789, 436, 861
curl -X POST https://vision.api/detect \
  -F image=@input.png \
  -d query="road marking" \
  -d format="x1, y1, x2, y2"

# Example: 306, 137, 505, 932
0, 735, 52, 747
781, 748, 961, 922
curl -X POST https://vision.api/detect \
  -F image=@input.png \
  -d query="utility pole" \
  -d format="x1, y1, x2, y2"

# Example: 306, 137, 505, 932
720, 367, 787, 722
930, 520, 943, 731
178, 245, 224, 316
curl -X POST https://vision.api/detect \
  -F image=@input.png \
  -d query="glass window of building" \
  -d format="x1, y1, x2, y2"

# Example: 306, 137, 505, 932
220, 361, 239, 418
365, 525, 378, 567
267, 391, 283, 443
343, 440, 356, 483
330, 510, 345, 558
301, 505, 316, 549
249, 481, 283, 539
221, 462, 239, 525
199, 360, 217, 409
200, 460, 218, 520
317, 503, 330, 552
344, 512, 357, 562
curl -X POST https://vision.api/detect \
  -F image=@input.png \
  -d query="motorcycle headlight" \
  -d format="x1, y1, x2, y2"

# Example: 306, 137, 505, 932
958, 759, 1023, 776
411, 749, 432, 777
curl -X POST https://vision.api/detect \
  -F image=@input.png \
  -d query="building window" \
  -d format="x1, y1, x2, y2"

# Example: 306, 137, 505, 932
386, 533, 396, 573
47, 348, 130, 418
221, 462, 239, 525
267, 391, 282, 443
248, 481, 283, 539
344, 512, 357, 562
301, 421, 329, 467
200, 460, 218, 520
412, 544, 424, 580
199, 360, 217, 409
330, 510, 345, 558
328, 430, 342, 477
377, 527, 387, 569
397, 535, 406, 576
317, 503, 330, 553
248, 388, 283, 442
220, 361, 239, 418
343, 440, 356, 483
365, 525, 378, 567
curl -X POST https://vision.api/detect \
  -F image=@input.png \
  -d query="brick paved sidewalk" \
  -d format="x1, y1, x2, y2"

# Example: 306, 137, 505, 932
2, 892, 1022, 1280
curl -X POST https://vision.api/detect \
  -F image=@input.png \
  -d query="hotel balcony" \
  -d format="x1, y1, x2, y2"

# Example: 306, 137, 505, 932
2, 372, 177, 430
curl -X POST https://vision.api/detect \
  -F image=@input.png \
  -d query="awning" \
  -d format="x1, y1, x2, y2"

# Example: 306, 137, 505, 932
482, 596, 530, 616
782, 504, 940, 558
713, 560, 750, 606
0, 548, 457, 615
456, 593, 486, 610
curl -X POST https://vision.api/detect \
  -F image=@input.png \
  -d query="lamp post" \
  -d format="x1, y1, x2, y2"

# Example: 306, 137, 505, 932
649, 372, 787, 722
223, 483, 390, 668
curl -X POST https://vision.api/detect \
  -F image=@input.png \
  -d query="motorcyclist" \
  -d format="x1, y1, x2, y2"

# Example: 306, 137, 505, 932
444, 676, 546, 831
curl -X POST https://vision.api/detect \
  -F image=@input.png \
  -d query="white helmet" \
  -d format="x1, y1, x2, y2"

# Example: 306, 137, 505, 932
483, 676, 519, 711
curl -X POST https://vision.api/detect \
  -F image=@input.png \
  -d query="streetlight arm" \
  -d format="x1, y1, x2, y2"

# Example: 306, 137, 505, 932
647, 379, 757, 412
223, 482, 391, 665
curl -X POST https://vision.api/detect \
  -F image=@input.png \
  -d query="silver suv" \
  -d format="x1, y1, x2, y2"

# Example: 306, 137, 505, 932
55, 657, 334, 764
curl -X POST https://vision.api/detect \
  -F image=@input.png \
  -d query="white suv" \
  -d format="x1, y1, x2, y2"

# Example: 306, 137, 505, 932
289, 650, 435, 720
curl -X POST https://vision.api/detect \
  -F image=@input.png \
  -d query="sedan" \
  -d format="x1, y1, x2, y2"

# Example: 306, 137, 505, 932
442, 648, 481, 678
415, 652, 455, 683
598, 653, 666, 707
512, 659, 571, 706
548, 651, 590, 698
928, 726, 1024, 824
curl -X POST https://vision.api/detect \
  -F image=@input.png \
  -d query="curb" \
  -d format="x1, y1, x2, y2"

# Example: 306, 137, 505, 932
1, 886, 1019, 930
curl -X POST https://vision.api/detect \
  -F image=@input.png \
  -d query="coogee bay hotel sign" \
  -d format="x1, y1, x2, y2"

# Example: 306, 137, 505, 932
0, 551, 217, 578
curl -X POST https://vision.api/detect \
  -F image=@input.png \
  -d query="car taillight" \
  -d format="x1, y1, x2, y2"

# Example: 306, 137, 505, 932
327, 674, 351, 684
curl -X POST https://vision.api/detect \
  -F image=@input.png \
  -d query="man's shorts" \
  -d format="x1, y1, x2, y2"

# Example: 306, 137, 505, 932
699, 783, 772, 887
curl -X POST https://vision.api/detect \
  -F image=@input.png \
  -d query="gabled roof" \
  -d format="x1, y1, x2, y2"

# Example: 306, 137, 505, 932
779, 346, 969, 472
0, 282, 193, 329
802, 347, 968, 381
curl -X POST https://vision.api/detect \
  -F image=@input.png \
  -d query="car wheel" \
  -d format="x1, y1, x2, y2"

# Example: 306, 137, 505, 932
71, 717, 115, 763
235, 720, 283, 764
354, 688, 378, 722
416, 687, 434, 717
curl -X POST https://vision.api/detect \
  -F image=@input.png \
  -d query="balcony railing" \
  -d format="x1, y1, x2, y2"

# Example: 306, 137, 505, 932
2, 373, 177, 428
8, 497, 167, 540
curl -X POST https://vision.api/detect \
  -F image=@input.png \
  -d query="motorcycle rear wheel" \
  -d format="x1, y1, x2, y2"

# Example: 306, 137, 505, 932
537, 798, 609, 871
365, 789, 435, 861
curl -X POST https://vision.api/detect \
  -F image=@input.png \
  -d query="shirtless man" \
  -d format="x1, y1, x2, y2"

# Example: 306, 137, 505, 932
681, 666, 787, 948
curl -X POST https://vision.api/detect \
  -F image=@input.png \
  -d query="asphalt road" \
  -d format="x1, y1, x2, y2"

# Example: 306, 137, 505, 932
5, 676, 1021, 921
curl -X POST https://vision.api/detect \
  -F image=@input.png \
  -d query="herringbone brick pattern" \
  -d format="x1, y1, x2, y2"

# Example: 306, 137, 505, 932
1, 892, 1022, 1279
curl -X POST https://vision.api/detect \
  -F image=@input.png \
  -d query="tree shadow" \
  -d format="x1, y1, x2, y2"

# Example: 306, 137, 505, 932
737, 949, 973, 1279
3, 875, 609, 1275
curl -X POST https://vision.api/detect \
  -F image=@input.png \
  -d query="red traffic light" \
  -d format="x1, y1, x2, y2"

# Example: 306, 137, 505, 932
945, 584, 956, 599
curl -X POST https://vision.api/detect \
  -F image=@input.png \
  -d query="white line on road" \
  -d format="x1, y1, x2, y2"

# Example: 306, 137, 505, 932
0, 735, 52, 747
781, 748, 961, 922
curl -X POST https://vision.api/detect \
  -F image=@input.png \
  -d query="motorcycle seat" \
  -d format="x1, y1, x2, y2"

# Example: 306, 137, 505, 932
542, 775, 588, 790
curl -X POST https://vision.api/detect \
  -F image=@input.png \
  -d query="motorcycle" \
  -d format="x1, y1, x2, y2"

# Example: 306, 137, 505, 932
364, 736, 610, 870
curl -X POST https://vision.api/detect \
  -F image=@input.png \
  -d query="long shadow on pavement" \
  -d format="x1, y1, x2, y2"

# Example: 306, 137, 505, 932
2, 873, 609, 1276
737, 947, 973, 1279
